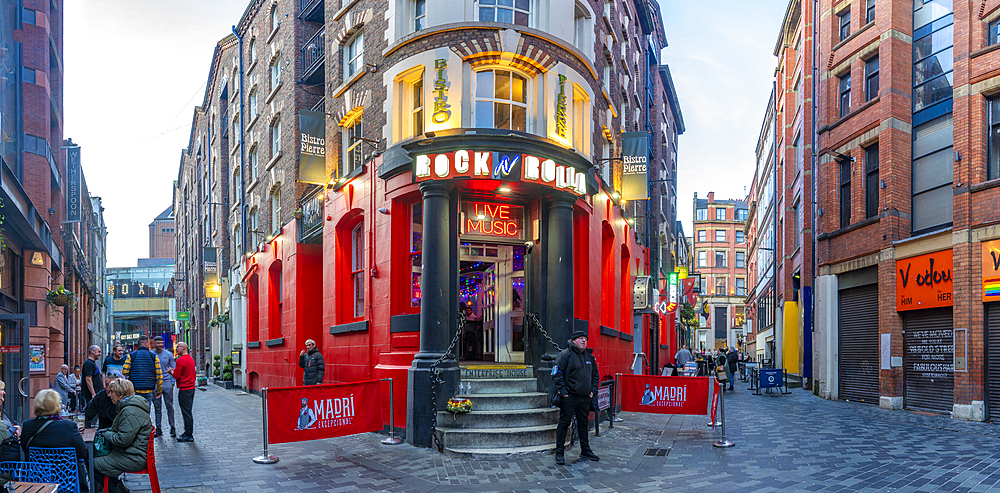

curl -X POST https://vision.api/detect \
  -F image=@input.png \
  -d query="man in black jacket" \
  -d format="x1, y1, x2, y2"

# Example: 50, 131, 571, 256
726, 347, 738, 391
552, 330, 600, 465
298, 339, 325, 385
85, 370, 123, 429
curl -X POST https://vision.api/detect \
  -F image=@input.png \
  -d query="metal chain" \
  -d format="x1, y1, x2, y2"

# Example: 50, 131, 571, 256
429, 311, 466, 452
527, 312, 562, 352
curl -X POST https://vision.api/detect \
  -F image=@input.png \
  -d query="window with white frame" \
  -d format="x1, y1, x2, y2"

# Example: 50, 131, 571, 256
715, 251, 726, 267
715, 230, 726, 242
249, 87, 258, 118
343, 115, 365, 176
351, 222, 365, 318
249, 145, 259, 182
697, 250, 706, 267
270, 186, 281, 234
270, 117, 281, 156
345, 32, 364, 79
697, 230, 706, 242
249, 206, 258, 240
413, 0, 426, 31
397, 69, 424, 140
475, 69, 528, 131
270, 3, 279, 32
573, 2, 590, 51
715, 208, 726, 220
572, 85, 589, 152
249, 38, 257, 64
270, 54, 281, 91
478, 0, 529, 26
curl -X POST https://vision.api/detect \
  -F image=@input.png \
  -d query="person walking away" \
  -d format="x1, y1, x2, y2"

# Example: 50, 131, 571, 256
85, 370, 123, 430
122, 335, 162, 406
552, 330, 600, 465
150, 336, 176, 437
82, 346, 103, 424
675, 345, 694, 368
726, 347, 738, 391
20, 389, 89, 491
173, 342, 196, 442
95, 379, 152, 493
103, 345, 126, 376
53, 364, 74, 412
298, 339, 324, 385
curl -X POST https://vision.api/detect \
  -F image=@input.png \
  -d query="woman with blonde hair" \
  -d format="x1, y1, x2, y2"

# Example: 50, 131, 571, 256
19, 388, 88, 489
95, 378, 152, 493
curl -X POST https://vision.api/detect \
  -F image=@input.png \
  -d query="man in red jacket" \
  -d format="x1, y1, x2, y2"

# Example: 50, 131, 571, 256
173, 342, 197, 442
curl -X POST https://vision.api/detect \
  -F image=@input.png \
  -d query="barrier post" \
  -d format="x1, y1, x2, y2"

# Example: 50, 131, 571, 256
613, 374, 622, 422
712, 381, 735, 448
380, 378, 403, 445
253, 388, 279, 464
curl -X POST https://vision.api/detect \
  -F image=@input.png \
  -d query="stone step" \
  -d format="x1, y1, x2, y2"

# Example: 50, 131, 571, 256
437, 424, 557, 449
452, 392, 549, 410
460, 366, 533, 379
458, 378, 537, 394
436, 407, 558, 429
443, 443, 555, 459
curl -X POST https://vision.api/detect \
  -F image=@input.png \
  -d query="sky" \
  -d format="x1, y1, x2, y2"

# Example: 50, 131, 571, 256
64, 0, 787, 267
660, 1, 789, 235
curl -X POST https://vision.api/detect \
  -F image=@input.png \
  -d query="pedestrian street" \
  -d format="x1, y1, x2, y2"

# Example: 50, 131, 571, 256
116, 383, 1000, 492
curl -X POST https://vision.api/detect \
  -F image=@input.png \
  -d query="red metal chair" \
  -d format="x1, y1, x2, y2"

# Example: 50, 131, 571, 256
103, 427, 160, 493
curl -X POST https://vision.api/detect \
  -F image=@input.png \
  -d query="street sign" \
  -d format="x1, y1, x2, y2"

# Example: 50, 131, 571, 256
598, 386, 611, 410
177, 311, 190, 321
0, 346, 20, 353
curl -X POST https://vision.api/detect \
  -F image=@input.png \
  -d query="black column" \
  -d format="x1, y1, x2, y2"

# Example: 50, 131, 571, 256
406, 181, 459, 447
537, 192, 575, 396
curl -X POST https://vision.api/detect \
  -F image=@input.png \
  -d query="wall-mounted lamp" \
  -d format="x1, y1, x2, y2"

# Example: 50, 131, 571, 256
30, 252, 44, 266
498, 183, 511, 193
954, 150, 961, 162
880, 179, 886, 189
367, 62, 378, 73
378, 207, 390, 215
611, 192, 621, 200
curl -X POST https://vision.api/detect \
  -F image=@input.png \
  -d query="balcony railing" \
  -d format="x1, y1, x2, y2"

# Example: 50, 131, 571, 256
301, 27, 325, 85
298, 0, 324, 22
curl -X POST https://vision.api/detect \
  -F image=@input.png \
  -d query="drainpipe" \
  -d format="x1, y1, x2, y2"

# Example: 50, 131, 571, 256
232, 25, 248, 272
807, 0, 819, 386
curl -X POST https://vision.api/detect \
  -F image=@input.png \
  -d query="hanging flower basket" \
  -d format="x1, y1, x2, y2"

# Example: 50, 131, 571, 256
46, 286, 76, 308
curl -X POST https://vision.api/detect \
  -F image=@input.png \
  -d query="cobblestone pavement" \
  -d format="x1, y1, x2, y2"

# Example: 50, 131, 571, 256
116, 382, 1000, 492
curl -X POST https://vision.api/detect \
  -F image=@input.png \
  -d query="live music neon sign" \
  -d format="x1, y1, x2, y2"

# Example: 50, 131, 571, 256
462, 202, 524, 240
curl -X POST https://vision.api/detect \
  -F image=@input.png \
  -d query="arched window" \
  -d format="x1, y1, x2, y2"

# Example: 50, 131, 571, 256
600, 222, 614, 328
344, 31, 364, 79
268, 260, 283, 339
247, 273, 260, 342
336, 213, 366, 323
620, 246, 630, 334
474, 69, 528, 131
270, 53, 281, 91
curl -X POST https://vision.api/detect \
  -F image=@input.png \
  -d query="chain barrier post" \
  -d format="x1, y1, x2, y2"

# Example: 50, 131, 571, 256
429, 312, 466, 452
613, 373, 623, 422
381, 378, 403, 445
253, 388, 279, 464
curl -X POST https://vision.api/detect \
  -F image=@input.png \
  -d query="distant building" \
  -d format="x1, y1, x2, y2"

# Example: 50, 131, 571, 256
148, 206, 175, 262
691, 192, 748, 351
745, 89, 778, 365
106, 265, 176, 350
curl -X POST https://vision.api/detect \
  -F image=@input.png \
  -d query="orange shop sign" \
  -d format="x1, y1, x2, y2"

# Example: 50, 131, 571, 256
983, 239, 1000, 302
896, 250, 953, 311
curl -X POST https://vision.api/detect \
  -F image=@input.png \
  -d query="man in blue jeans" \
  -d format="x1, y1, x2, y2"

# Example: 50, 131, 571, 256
122, 335, 162, 407
151, 336, 176, 437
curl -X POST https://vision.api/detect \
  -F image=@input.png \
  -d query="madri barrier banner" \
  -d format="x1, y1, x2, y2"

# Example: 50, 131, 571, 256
266, 380, 382, 444
619, 375, 710, 416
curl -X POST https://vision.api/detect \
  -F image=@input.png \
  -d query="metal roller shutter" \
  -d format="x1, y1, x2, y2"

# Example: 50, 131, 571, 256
903, 308, 954, 413
838, 285, 880, 403
987, 304, 1000, 421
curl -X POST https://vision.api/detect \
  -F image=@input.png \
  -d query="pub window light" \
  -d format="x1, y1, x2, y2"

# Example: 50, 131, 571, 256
30, 252, 44, 266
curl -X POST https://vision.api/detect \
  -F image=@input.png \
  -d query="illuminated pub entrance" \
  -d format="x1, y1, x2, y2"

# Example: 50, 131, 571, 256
458, 201, 526, 363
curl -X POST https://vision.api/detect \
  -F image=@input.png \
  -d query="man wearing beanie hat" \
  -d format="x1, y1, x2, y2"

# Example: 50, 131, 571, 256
551, 329, 600, 465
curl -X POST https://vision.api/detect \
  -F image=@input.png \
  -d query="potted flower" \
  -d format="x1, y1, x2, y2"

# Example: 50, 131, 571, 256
46, 285, 76, 308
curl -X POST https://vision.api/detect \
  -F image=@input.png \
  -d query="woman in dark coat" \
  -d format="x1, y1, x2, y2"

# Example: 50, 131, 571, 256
95, 379, 152, 493
84, 370, 123, 430
20, 389, 88, 491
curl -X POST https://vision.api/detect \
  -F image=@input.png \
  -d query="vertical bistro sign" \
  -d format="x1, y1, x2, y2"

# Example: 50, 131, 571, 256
555, 74, 568, 139
620, 131, 649, 200
203, 247, 219, 298
432, 59, 450, 124
414, 150, 587, 195
298, 110, 326, 185
65, 146, 81, 222
896, 249, 953, 311
983, 239, 1000, 302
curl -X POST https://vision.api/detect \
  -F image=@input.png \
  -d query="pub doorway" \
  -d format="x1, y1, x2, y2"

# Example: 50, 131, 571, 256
458, 243, 526, 363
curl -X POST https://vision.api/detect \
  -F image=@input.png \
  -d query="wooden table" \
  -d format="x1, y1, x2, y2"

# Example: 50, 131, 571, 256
82, 427, 97, 493
8, 482, 59, 493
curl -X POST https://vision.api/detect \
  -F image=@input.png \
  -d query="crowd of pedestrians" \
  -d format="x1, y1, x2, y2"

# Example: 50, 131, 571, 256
0, 335, 202, 492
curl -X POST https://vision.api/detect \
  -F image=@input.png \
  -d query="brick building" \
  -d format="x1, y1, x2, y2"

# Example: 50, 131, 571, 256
145, 205, 175, 264
173, 0, 686, 448
808, 0, 1000, 420
0, 2, 106, 420
690, 192, 748, 351
745, 88, 777, 363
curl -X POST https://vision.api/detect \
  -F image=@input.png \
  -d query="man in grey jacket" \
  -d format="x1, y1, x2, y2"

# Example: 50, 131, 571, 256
53, 364, 74, 410
151, 336, 176, 437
